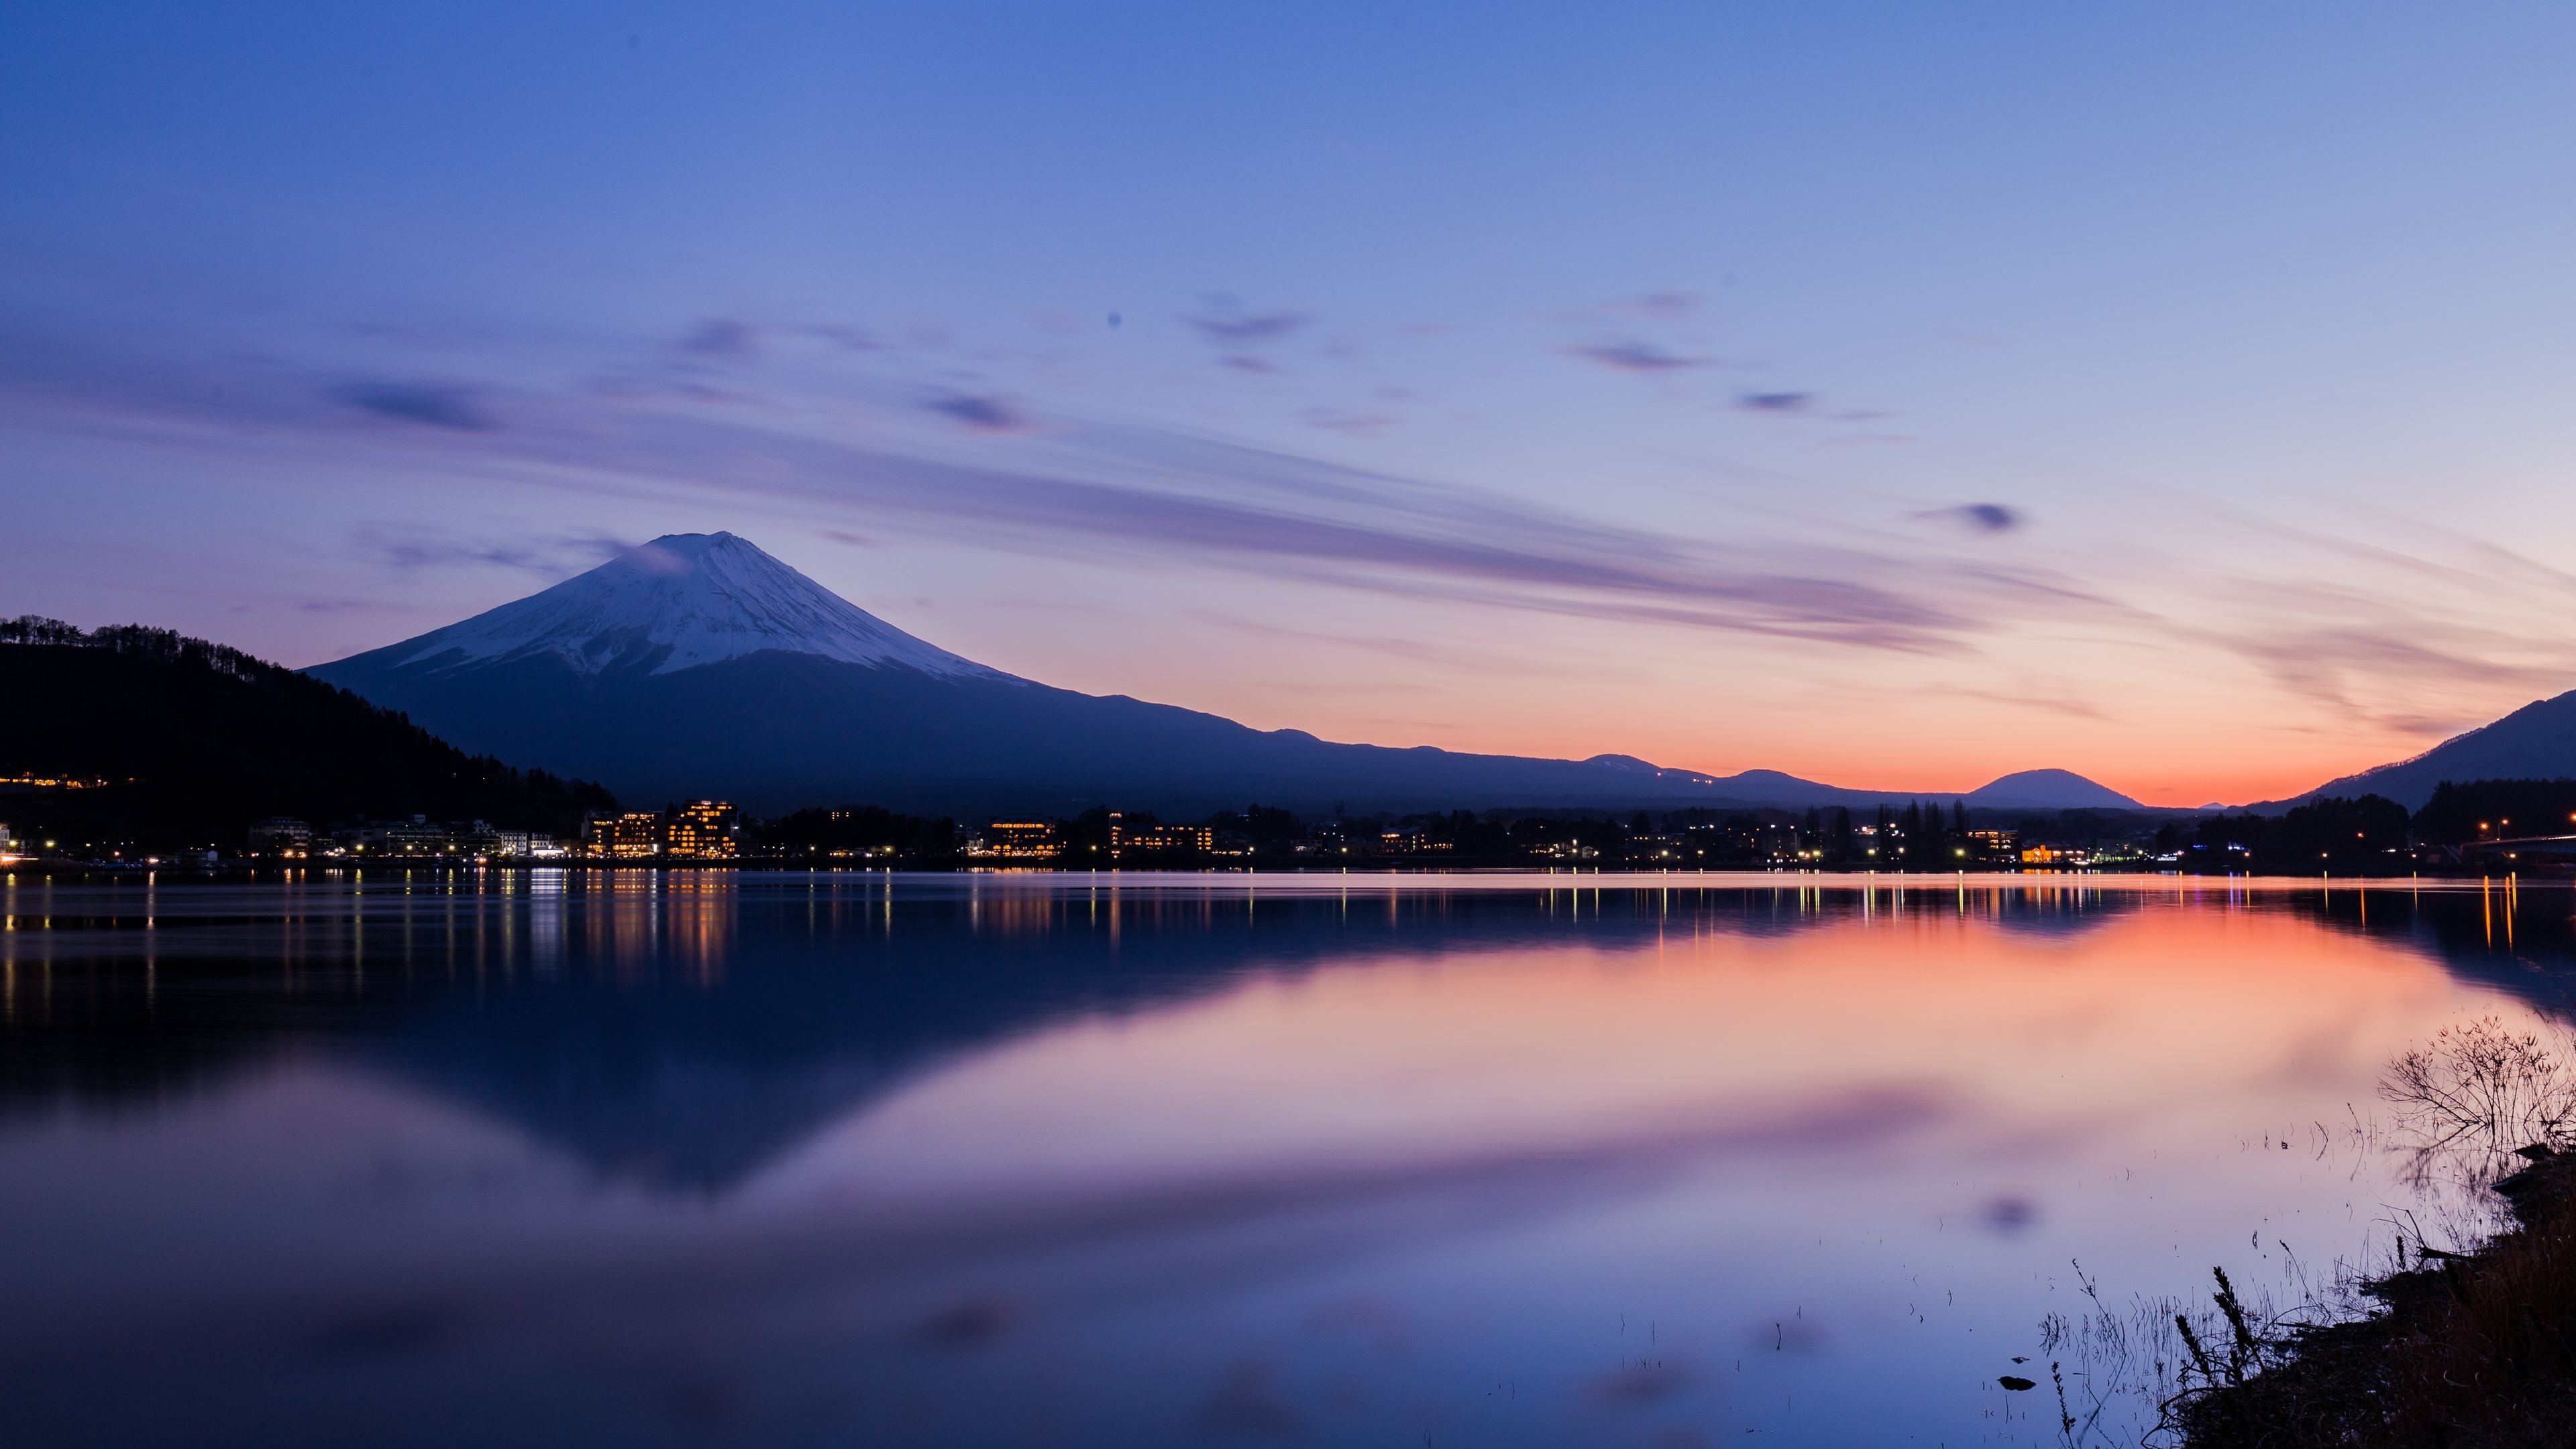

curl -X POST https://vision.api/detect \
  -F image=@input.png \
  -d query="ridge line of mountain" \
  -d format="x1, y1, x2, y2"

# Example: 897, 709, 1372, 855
301, 533, 2151, 818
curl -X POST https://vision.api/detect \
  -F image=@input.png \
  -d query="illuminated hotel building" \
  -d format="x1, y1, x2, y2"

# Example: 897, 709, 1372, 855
1107, 812, 1214, 859
588, 812, 664, 859
665, 800, 740, 860
978, 820, 1061, 859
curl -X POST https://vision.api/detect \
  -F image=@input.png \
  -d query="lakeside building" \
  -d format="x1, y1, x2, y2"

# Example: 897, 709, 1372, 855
246, 818, 312, 857
353, 816, 459, 855
1108, 812, 1214, 859
665, 800, 741, 860
973, 820, 1062, 860
337, 816, 508, 857
588, 812, 664, 859
578, 802, 743, 860
0, 822, 17, 859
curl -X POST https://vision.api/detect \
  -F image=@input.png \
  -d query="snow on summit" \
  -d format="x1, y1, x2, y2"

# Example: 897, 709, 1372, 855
388, 533, 1006, 679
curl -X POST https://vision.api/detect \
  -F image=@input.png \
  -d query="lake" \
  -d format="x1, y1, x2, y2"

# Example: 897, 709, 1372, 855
1, 870, 2567, 1446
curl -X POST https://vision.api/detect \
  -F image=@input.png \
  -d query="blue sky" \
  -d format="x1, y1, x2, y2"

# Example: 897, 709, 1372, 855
9, 2, 2576, 801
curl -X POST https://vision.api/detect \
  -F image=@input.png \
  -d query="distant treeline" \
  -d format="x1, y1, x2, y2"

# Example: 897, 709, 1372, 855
2167, 779, 2576, 873
2163, 796, 2411, 872
744, 798, 2170, 869
0, 616, 616, 851
764, 786, 2576, 871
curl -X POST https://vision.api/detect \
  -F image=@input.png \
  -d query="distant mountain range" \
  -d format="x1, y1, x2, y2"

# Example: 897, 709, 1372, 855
309, 533, 2149, 818
2263, 690, 2576, 813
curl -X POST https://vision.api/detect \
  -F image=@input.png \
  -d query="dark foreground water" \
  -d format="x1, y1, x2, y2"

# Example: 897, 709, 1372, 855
2, 870, 2571, 1447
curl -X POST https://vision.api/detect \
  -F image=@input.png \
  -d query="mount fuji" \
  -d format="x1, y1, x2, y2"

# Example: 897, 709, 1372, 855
310, 533, 2143, 818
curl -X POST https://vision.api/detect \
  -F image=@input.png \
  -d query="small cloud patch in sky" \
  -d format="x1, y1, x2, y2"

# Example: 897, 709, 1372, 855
331, 380, 496, 431
1737, 390, 1814, 414
679, 318, 758, 358
926, 393, 1030, 432
1921, 502, 2023, 533
1568, 341, 1711, 373
1188, 309, 1309, 345
1302, 408, 1398, 436
796, 323, 877, 352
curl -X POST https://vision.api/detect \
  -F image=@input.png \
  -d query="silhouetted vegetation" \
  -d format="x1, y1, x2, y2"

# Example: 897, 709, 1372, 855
0, 616, 614, 852
2414, 779, 2576, 848
758, 804, 965, 865
2169, 794, 2411, 873
2178, 1023, 2576, 1448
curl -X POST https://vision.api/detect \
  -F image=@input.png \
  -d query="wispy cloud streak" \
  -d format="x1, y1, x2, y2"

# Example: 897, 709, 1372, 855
1567, 341, 1711, 373
0, 336, 2098, 655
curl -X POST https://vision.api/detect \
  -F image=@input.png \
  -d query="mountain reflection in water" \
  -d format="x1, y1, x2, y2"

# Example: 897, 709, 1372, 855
0, 871, 2570, 1447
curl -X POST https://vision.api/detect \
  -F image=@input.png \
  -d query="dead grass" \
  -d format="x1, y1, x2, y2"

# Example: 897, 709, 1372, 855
2175, 1151, 2576, 1448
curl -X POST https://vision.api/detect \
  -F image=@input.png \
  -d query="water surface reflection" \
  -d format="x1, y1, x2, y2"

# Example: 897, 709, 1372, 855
0, 872, 2569, 1446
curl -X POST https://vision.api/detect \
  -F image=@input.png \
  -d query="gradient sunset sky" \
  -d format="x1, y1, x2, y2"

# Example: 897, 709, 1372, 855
9, 3, 2576, 806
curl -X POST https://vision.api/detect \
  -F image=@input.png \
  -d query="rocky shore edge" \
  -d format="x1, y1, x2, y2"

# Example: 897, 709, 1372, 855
2177, 1147, 2576, 1448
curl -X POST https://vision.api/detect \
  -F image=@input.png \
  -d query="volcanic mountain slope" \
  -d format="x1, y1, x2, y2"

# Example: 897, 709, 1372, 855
309, 533, 2144, 818
2270, 690, 2576, 812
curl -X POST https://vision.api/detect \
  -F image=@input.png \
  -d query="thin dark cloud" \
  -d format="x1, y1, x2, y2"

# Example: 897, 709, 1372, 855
331, 380, 496, 431
362, 527, 633, 576
1736, 390, 1814, 414
2221, 625, 2561, 713
1929, 683, 2107, 721
1188, 311, 1309, 345
796, 323, 878, 351
1568, 341, 1712, 373
1919, 502, 2022, 533
1301, 408, 1398, 436
1631, 290, 1699, 319
678, 318, 758, 358
925, 394, 1029, 432
1219, 354, 1277, 374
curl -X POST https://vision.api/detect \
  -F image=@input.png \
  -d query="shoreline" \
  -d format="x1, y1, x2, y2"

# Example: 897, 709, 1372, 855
4, 861, 2567, 885
2177, 1149, 2576, 1447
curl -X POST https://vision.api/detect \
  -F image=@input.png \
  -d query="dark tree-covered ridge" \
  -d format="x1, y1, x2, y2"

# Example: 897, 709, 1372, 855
0, 616, 615, 849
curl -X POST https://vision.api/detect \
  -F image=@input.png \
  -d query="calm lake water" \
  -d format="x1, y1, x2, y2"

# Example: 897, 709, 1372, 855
2, 870, 2569, 1447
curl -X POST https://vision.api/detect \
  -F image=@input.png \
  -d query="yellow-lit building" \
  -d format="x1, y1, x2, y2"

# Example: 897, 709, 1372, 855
665, 800, 740, 859
588, 812, 663, 859
1108, 812, 1212, 859
977, 820, 1061, 859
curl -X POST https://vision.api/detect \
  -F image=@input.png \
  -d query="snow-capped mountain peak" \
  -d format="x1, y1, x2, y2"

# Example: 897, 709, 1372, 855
385, 532, 1007, 679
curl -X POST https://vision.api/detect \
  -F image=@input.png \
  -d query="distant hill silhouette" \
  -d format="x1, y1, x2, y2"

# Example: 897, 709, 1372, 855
2264, 690, 2576, 812
1962, 768, 2143, 812
310, 533, 2147, 818
0, 616, 613, 847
